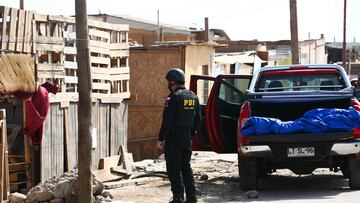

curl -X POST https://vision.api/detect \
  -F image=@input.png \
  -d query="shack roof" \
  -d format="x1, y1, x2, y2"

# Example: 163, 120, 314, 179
0, 53, 35, 96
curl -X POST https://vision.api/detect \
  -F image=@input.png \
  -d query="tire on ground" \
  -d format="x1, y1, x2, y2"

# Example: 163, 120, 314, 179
238, 157, 259, 190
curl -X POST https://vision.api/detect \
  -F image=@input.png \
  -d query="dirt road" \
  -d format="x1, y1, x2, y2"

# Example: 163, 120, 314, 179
110, 152, 360, 203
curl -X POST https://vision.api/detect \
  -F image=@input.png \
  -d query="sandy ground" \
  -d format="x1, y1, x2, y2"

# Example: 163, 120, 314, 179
109, 152, 360, 203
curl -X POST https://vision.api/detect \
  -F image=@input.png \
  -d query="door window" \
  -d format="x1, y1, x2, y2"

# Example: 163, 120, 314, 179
218, 78, 250, 104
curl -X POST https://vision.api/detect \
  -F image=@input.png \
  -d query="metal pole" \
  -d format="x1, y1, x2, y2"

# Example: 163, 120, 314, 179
342, 0, 347, 70
75, 0, 93, 202
290, 0, 299, 64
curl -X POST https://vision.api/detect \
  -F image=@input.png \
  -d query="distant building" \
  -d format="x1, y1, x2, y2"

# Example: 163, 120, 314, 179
215, 36, 327, 66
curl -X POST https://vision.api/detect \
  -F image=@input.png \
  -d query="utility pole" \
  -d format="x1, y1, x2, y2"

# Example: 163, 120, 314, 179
289, 0, 299, 64
157, 9, 160, 42
20, 0, 24, 9
75, 0, 93, 202
342, 0, 347, 70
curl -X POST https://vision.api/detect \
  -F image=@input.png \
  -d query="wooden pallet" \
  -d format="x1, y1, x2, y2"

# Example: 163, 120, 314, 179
0, 6, 35, 53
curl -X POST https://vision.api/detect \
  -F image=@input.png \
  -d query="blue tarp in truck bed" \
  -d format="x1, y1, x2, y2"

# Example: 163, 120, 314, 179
241, 108, 360, 136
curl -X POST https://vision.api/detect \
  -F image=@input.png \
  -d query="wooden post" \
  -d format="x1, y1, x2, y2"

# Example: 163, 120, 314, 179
75, 0, 93, 202
0, 109, 10, 200
289, 0, 299, 64
0, 120, 4, 201
20, 0, 24, 9
342, 0, 347, 70
23, 102, 31, 191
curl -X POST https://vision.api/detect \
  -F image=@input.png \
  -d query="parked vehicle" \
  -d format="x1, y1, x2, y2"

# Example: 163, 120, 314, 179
190, 64, 360, 190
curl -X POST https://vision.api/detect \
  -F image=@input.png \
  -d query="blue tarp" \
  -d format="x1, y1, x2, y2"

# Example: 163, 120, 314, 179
240, 108, 360, 136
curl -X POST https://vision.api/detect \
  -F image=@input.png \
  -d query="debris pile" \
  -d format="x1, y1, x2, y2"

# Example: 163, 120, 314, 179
8, 165, 113, 203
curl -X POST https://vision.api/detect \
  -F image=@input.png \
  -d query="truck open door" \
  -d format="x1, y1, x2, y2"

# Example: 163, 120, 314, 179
189, 75, 215, 151
190, 74, 252, 153
205, 75, 252, 153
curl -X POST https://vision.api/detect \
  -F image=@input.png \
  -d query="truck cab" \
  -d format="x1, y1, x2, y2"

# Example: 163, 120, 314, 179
190, 64, 360, 190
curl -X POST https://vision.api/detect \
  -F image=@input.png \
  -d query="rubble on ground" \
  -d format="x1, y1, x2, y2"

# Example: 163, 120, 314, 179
7, 165, 113, 203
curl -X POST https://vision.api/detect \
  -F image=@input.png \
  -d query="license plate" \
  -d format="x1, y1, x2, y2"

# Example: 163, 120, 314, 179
287, 147, 315, 157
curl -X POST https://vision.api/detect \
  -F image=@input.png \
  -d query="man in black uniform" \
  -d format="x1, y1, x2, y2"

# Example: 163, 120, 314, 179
157, 68, 200, 203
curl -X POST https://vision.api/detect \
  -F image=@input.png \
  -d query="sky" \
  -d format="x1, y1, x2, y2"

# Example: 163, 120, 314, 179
2, 0, 360, 42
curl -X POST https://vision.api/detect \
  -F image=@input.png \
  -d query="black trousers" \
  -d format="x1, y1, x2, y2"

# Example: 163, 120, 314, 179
164, 129, 196, 199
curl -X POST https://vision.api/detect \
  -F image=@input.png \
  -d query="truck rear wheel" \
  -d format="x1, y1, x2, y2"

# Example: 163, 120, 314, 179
349, 159, 360, 189
238, 157, 259, 190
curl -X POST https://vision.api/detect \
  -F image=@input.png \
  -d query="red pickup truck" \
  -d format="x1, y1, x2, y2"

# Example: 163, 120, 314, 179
190, 64, 360, 190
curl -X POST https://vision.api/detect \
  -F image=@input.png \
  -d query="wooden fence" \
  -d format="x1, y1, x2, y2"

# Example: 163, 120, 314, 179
41, 101, 128, 181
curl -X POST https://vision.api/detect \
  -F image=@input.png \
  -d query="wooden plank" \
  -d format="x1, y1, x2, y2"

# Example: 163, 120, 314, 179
22, 102, 31, 191
110, 73, 130, 81
109, 50, 129, 58
36, 36, 64, 44
49, 92, 79, 103
41, 106, 51, 181
89, 40, 110, 50
53, 104, 64, 176
48, 15, 75, 24
89, 29, 110, 40
98, 155, 120, 170
92, 169, 122, 182
63, 31, 76, 40
37, 63, 65, 71
104, 177, 162, 189
92, 67, 110, 74
36, 43, 64, 52
32, 19, 36, 53
90, 56, 110, 66
1, 109, 10, 199
64, 46, 77, 55
8, 8, 18, 51
109, 43, 129, 50
60, 101, 70, 108
16, 9, 25, 52
64, 108, 76, 170
64, 61, 78, 69
99, 104, 106, 159
9, 172, 26, 182
92, 72, 110, 81
102, 95, 130, 103
37, 71, 65, 79
64, 76, 78, 84
109, 67, 130, 74
9, 163, 27, 173
1, 6, 10, 50
0, 133, 3, 200
89, 45, 110, 55
88, 20, 129, 32
93, 83, 110, 91
23, 11, 33, 53
34, 13, 48, 22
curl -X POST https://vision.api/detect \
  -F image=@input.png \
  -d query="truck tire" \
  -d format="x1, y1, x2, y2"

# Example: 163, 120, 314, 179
238, 157, 258, 190
349, 159, 360, 189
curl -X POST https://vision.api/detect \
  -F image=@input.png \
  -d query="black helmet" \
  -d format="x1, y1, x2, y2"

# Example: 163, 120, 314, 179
166, 68, 185, 83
